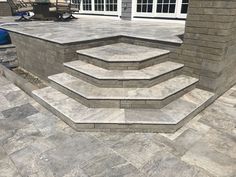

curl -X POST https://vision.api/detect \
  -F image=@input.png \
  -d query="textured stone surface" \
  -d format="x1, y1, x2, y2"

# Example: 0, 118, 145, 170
0, 2, 12, 16
49, 73, 199, 108
0, 76, 235, 177
77, 43, 170, 62
2, 103, 38, 120
182, 129, 236, 177
169, 0, 236, 94
0, 76, 11, 87
64, 60, 183, 87
0, 16, 184, 44
0, 45, 18, 69
32, 86, 214, 132
77, 43, 171, 70
0, 16, 183, 80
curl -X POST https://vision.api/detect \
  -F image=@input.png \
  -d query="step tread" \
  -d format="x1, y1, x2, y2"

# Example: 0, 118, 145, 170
49, 73, 198, 100
77, 43, 170, 62
32, 87, 214, 125
0, 44, 15, 49
64, 60, 184, 80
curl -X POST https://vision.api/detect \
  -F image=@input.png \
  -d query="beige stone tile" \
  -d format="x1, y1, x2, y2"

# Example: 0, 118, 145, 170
182, 129, 236, 177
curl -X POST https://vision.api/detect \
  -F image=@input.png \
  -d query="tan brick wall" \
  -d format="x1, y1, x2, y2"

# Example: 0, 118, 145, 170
0, 2, 12, 16
170, 0, 236, 94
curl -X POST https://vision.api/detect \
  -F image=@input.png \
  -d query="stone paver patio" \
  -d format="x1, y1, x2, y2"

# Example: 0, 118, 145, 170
0, 75, 235, 177
0, 16, 184, 44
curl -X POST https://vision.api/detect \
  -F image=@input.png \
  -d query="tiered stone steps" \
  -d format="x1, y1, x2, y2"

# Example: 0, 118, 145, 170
77, 43, 170, 70
64, 60, 184, 87
49, 73, 198, 109
32, 42, 214, 133
33, 87, 214, 132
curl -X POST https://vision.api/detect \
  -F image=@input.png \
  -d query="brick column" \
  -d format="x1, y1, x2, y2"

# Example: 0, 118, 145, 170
170, 0, 236, 94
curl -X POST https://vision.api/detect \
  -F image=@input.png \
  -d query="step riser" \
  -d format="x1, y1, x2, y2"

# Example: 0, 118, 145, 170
32, 93, 176, 133
64, 65, 183, 88
173, 95, 215, 132
77, 53, 169, 70
50, 80, 197, 109
75, 95, 215, 133
118, 37, 180, 52
32, 89, 215, 133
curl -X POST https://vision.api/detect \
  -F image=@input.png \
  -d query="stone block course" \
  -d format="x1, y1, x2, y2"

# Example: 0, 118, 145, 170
0, 2, 12, 16
172, 0, 236, 93
186, 21, 233, 30
188, 7, 236, 16
187, 14, 235, 23
9, 33, 121, 80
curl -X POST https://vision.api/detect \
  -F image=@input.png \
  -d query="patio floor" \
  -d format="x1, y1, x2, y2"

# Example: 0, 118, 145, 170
0, 15, 235, 177
0, 16, 184, 44
0, 75, 235, 177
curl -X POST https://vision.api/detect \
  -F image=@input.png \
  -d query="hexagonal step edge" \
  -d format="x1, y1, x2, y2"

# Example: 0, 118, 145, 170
77, 43, 170, 70
32, 87, 214, 133
64, 60, 184, 88
48, 73, 199, 109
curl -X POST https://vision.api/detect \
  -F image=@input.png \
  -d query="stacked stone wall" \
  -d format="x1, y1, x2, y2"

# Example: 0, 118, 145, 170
169, 0, 236, 94
0, 2, 12, 16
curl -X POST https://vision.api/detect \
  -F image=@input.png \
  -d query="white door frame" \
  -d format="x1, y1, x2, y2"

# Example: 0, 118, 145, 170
176, 0, 188, 18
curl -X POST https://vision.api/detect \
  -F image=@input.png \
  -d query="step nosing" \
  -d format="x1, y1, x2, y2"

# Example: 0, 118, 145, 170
77, 52, 167, 63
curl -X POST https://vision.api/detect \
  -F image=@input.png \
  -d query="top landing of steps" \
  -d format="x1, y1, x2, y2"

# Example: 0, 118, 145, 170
77, 43, 170, 70
0, 17, 184, 45
77, 43, 170, 63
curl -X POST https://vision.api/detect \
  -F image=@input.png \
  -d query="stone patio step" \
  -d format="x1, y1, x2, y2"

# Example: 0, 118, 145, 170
0, 44, 15, 49
32, 87, 214, 133
48, 73, 198, 109
76, 43, 170, 70
64, 60, 184, 88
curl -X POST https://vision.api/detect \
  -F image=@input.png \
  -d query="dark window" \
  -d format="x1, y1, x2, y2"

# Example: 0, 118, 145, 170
181, 0, 189, 14
163, 4, 168, 13
136, 0, 153, 13
105, 0, 117, 11
169, 4, 175, 13
82, 0, 92, 11
147, 4, 152, 12
157, 4, 162, 12
156, 0, 176, 13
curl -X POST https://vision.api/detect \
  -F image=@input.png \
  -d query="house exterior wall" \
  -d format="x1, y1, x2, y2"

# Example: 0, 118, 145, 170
121, 0, 132, 20
79, 0, 188, 19
0, 1, 12, 16
169, 0, 236, 95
